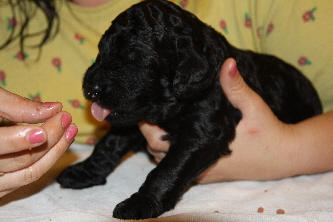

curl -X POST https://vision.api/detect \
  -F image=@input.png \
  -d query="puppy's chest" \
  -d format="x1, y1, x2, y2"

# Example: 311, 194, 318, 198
157, 99, 226, 132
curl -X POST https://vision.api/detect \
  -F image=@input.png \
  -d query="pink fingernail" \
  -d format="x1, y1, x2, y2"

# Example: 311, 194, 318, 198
66, 125, 78, 142
229, 62, 238, 77
62, 114, 72, 129
29, 130, 45, 144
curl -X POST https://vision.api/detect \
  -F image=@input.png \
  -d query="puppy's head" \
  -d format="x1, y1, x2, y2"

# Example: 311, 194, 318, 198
83, 0, 228, 126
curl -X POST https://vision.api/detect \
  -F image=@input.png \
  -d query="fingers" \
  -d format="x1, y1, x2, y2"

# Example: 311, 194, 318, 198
0, 87, 62, 124
0, 125, 47, 155
0, 123, 77, 195
147, 148, 166, 163
0, 112, 75, 173
138, 121, 169, 162
219, 58, 266, 117
138, 121, 169, 152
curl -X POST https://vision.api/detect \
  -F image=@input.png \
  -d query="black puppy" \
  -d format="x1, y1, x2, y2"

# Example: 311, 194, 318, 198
57, 0, 322, 219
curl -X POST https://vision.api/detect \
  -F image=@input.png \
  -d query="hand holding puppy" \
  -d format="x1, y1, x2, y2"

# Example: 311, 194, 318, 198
0, 88, 77, 197
140, 58, 333, 183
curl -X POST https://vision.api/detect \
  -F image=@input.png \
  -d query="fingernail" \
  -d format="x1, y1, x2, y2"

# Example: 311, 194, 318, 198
40, 102, 62, 114
66, 124, 78, 143
229, 62, 238, 77
41, 102, 58, 107
62, 114, 72, 129
29, 130, 45, 144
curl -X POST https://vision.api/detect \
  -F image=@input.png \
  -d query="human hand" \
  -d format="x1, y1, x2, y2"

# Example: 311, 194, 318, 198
139, 58, 300, 183
0, 88, 78, 197
194, 58, 300, 183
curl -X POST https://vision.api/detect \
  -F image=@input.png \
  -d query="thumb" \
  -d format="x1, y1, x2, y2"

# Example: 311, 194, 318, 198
219, 58, 266, 117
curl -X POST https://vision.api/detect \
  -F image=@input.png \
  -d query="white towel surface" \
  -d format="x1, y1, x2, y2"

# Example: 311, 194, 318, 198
1, 143, 333, 222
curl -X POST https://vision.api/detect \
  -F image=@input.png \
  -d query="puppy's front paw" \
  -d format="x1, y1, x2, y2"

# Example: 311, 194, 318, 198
57, 162, 106, 189
113, 192, 162, 219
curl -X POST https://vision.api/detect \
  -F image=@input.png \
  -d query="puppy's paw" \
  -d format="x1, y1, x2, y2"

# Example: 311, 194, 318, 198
57, 162, 106, 189
113, 192, 162, 219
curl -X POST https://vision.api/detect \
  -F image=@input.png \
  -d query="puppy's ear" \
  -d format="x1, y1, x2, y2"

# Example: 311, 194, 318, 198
173, 50, 214, 100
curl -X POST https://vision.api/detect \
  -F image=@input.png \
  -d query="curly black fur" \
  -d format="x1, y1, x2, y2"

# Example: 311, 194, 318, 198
57, 0, 322, 219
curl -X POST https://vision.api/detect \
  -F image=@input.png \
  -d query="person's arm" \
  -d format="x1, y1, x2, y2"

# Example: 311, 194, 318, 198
0, 87, 78, 197
139, 58, 333, 184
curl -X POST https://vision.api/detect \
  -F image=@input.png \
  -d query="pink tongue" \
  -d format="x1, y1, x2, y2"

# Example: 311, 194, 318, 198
91, 102, 112, 121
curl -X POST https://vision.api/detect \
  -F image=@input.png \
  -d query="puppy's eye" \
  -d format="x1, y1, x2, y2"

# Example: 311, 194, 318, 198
124, 48, 140, 61
110, 59, 123, 69
128, 52, 136, 60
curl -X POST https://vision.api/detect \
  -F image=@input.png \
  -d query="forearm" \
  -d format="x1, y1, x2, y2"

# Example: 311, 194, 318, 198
195, 111, 333, 184
292, 111, 333, 176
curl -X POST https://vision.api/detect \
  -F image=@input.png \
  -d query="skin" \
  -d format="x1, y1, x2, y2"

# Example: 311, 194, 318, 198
0, 88, 78, 197
0, 0, 103, 199
140, 58, 333, 184
2, 0, 331, 198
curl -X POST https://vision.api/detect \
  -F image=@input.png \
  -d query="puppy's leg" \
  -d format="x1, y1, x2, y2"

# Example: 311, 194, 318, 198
57, 126, 143, 189
113, 129, 231, 219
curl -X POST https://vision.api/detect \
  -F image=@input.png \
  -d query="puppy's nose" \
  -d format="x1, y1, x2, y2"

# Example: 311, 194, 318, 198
87, 85, 102, 100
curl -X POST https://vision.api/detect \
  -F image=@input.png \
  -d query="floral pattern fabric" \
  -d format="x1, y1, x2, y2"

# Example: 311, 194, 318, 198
1, 0, 332, 144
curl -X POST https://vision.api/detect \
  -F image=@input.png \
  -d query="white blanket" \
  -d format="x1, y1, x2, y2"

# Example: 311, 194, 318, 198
1, 143, 333, 222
